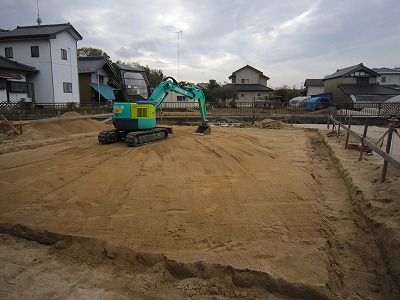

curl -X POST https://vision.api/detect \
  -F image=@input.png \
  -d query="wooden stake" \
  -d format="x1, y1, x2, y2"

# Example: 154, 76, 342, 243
0, 115, 21, 135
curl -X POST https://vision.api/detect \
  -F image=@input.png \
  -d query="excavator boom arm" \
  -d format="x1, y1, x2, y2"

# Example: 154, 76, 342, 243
148, 78, 209, 125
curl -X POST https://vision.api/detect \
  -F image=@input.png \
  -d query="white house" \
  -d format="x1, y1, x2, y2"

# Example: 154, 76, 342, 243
0, 23, 83, 104
302, 79, 324, 96
0, 55, 37, 103
373, 67, 400, 90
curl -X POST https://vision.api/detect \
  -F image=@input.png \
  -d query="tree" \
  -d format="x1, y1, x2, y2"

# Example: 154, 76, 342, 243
203, 79, 238, 106
77, 47, 109, 58
273, 85, 301, 102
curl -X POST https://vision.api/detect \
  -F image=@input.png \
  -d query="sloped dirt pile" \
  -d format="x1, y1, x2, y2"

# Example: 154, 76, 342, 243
0, 112, 111, 154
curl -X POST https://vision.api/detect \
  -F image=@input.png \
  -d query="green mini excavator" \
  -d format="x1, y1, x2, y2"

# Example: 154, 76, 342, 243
98, 64, 211, 147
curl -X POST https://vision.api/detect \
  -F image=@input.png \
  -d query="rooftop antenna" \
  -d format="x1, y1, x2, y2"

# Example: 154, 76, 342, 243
175, 29, 183, 81
36, 0, 42, 25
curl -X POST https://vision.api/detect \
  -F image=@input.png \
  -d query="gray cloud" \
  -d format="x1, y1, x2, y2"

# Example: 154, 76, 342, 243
1, 0, 399, 87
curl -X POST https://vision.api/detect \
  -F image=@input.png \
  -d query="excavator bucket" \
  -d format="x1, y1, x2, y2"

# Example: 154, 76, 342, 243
194, 124, 211, 135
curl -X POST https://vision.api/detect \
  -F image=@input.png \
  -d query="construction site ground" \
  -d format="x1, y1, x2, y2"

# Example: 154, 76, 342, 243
0, 114, 399, 299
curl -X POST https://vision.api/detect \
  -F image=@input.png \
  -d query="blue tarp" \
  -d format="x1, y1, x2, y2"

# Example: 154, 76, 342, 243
89, 83, 115, 100
306, 97, 331, 111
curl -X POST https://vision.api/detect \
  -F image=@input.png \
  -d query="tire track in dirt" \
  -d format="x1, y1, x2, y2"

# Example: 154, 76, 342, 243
305, 129, 398, 299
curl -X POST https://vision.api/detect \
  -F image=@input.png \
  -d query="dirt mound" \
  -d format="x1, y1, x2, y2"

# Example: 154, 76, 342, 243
61, 111, 82, 117
0, 116, 112, 154
240, 119, 290, 129
29, 118, 110, 138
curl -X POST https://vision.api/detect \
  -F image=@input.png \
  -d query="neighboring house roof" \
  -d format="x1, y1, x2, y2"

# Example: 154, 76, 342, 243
304, 79, 324, 86
387, 95, 400, 103
78, 56, 114, 74
0, 55, 37, 73
227, 83, 273, 92
0, 23, 83, 41
196, 82, 209, 89
324, 63, 380, 80
338, 84, 400, 96
381, 84, 400, 90
372, 67, 400, 74
351, 95, 391, 102
229, 65, 270, 80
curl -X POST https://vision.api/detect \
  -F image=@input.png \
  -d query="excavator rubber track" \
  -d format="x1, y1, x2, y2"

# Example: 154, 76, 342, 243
99, 127, 171, 147
125, 127, 169, 147
98, 129, 125, 144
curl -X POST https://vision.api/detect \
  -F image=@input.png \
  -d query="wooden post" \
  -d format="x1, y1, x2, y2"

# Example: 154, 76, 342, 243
327, 114, 330, 129
0, 115, 21, 135
185, 105, 188, 124
252, 99, 255, 125
381, 123, 395, 183
337, 109, 342, 138
345, 115, 352, 149
358, 118, 369, 161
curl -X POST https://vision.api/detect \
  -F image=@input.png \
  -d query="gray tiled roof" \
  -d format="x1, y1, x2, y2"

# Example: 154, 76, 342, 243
0, 55, 37, 72
372, 67, 400, 74
78, 57, 108, 73
0, 23, 82, 40
227, 83, 273, 92
324, 63, 380, 80
304, 79, 324, 86
338, 84, 400, 96
229, 65, 270, 80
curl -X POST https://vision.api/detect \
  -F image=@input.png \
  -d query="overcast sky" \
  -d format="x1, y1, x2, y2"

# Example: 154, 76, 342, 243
1, 0, 399, 88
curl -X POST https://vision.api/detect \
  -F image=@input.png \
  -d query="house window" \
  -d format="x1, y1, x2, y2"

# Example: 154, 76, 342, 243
63, 82, 72, 93
381, 76, 386, 83
240, 93, 245, 98
5, 47, 13, 58
61, 49, 67, 60
241, 78, 250, 83
177, 96, 186, 101
9, 81, 28, 92
356, 77, 369, 84
31, 46, 39, 57
98, 75, 105, 84
0, 79, 8, 89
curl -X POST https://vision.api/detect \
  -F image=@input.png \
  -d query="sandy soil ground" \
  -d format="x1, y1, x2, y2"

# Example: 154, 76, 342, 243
0, 115, 399, 299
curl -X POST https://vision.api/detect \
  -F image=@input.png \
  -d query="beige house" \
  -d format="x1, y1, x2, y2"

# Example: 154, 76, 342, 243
227, 65, 273, 104
323, 63, 400, 104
